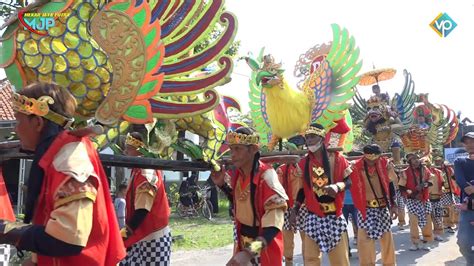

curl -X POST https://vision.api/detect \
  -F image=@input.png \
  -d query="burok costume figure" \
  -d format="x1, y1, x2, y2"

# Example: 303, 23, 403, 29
399, 152, 434, 251
290, 124, 352, 266
211, 127, 288, 266
0, 83, 125, 265
350, 144, 397, 266
121, 132, 171, 265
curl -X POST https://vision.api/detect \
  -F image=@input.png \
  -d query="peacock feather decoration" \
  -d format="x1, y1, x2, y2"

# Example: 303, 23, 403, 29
1, 0, 238, 170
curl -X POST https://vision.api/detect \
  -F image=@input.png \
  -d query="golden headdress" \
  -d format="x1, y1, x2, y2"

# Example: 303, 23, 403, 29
125, 133, 145, 149
11, 92, 74, 128
305, 126, 326, 138
366, 96, 385, 109
262, 54, 282, 72
405, 150, 426, 161
226, 131, 260, 146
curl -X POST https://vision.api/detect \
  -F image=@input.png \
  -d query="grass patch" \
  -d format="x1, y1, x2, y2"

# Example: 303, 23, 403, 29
170, 200, 234, 251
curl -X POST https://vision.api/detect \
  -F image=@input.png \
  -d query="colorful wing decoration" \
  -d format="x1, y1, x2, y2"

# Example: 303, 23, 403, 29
303, 24, 363, 131
248, 48, 272, 144
1, 0, 237, 125
351, 86, 368, 122
391, 69, 416, 127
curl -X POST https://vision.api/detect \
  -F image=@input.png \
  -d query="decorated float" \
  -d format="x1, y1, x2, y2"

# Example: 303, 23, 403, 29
0, 0, 240, 171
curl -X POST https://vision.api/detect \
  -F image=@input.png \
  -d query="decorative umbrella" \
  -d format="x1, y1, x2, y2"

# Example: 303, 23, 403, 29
359, 68, 397, 86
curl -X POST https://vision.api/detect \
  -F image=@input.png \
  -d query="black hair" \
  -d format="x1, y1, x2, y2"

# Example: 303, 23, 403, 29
130, 131, 144, 142
363, 144, 382, 155
235, 126, 255, 135
118, 184, 128, 191
309, 123, 324, 130
288, 135, 305, 146
347, 150, 364, 156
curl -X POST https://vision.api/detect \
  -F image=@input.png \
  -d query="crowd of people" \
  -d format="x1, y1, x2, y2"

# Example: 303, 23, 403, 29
0, 82, 473, 266
210, 124, 473, 266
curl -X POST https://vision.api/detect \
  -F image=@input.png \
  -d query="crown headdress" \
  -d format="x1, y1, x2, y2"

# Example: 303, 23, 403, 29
305, 126, 326, 138
366, 96, 385, 109
226, 131, 260, 145
11, 92, 74, 128
125, 134, 145, 149
261, 54, 282, 72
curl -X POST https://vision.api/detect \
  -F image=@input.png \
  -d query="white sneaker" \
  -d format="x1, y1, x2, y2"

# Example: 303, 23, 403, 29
419, 242, 431, 251
434, 235, 444, 241
409, 244, 419, 251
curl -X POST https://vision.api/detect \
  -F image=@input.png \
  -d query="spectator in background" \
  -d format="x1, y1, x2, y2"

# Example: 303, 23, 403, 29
179, 172, 200, 207
207, 176, 219, 214
114, 184, 128, 229
342, 188, 358, 256
454, 132, 474, 264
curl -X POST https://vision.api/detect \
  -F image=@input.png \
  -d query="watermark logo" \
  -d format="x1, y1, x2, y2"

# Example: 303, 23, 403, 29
430, 12, 457, 37
18, 10, 69, 36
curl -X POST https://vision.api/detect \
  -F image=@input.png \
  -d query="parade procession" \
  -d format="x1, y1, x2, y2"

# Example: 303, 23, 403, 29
0, 0, 473, 265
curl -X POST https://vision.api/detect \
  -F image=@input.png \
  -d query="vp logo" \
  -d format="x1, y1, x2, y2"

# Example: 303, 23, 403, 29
430, 13, 457, 38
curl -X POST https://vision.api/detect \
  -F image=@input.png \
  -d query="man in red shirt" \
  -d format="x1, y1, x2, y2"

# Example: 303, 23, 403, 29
211, 127, 288, 266
0, 83, 125, 266
290, 123, 352, 266
428, 162, 446, 241
399, 152, 434, 251
0, 166, 15, 265
120, 132, 171, 265
350, 144, 398, 265
433, 155, 460, 233
277, 158, 306, 265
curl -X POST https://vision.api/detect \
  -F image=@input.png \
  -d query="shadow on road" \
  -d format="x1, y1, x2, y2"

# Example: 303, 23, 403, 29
444, 256, 466, 265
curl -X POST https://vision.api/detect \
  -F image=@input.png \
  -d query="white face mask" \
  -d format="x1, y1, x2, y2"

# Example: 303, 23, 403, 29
308, 143, 322, 153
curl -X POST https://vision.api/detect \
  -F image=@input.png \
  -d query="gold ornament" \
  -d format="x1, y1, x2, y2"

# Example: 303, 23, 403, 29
11, 92, 74, 128
313, 166, 325, 176
305, 126, 326, 137
226, 131, 259, 145
125, 134, 145, 149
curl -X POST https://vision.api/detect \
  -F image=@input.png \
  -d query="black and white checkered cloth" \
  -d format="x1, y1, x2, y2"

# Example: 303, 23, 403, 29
441, 193, 454, 206
357, 207, 392, 240
0, 245, 10, 266
121, 231, 172, 266
250, 256, 261, 265
304, 212, 347, 253
430, 200, 444, 228
283, 206, 308, 232
395, 189, 406, 208
233, 222, 237, 243
406, 198, 432, 229
249, 255, 285, 266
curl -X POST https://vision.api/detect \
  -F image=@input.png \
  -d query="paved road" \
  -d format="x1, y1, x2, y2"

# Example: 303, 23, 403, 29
172, 221, 466, 265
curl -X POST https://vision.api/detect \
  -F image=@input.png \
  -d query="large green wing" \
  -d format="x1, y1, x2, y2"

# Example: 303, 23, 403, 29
248, 48, 272, 144
314, 24, 362, 130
